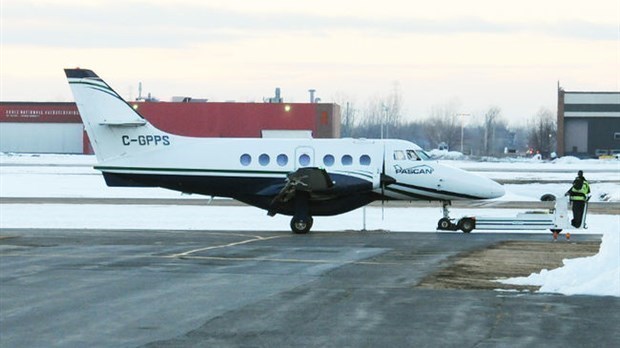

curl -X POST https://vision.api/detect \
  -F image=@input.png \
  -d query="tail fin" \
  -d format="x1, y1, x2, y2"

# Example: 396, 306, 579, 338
65, 68, 168, 162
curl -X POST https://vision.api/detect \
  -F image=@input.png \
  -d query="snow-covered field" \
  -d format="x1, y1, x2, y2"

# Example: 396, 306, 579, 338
1, 153, 619, 297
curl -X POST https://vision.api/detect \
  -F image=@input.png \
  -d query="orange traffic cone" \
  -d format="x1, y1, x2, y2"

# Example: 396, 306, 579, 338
566, 232, 571, 240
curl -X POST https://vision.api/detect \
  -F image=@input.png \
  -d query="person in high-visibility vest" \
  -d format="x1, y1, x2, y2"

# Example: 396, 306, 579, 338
565, 170, 591, 228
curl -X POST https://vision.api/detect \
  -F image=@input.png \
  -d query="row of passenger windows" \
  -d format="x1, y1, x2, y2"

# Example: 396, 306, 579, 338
240, 153, 372, 167
240, 149, 429, 167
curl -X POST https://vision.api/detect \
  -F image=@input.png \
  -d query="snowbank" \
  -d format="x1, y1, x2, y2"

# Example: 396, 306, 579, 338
498, 228, 620, 297
428, 149, 466, 160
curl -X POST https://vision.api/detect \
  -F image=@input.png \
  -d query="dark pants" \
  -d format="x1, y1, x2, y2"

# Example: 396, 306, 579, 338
571, 200, 586, 228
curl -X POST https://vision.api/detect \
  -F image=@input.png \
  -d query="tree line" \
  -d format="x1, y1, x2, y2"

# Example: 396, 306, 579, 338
338, 88, 557, 158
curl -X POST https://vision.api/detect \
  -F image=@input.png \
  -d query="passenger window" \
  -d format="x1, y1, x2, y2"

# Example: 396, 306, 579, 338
359, 154, 371, 166
277, 154, 288, 166
341, 155, 353, 166
299, 154, 311, 167
259, 153, 270, 166
407, 150, 420, 161
393, 150, 405, 160
323, 154, 335, 167
240, 154, 252, 166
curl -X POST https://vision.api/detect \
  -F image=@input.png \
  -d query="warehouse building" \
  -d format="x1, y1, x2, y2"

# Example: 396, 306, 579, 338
0, 100, 341, 154
557, 87, 620, 158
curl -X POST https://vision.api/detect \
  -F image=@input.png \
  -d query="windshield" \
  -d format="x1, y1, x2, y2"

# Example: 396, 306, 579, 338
415, 150, 431, 160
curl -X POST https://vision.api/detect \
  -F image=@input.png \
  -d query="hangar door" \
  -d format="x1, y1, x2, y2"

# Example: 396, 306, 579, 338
564, 120, 588, 154
0, 123, 83, 153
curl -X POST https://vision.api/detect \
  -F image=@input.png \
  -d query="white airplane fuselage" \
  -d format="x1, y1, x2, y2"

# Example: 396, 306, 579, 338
66, 68, 504, 233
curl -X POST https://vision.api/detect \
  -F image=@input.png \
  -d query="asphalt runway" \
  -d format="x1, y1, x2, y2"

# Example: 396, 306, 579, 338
1, 228, 618, 347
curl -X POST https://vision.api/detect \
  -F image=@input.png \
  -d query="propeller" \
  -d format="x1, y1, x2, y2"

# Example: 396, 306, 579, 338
379, 143, 396, 220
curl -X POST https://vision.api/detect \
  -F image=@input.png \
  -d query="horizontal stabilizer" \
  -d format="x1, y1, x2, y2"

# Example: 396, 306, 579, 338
99, 119, 147, 127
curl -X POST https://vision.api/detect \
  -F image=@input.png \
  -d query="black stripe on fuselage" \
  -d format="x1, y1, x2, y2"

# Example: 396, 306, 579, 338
387, 182, 486, 200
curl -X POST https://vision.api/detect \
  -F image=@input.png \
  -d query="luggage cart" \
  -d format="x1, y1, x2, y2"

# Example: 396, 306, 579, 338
439, 196, 585, 233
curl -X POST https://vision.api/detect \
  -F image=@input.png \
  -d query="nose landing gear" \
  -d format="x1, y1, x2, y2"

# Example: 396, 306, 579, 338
437, 200, 458, 231
436, 200, 474, 233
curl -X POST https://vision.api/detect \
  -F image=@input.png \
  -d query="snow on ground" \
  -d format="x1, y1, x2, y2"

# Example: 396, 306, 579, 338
499, 230, 620, 297
1, 153, 619, 297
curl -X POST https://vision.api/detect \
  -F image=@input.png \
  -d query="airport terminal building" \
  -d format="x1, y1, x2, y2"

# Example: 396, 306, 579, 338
557, 88, 620, 158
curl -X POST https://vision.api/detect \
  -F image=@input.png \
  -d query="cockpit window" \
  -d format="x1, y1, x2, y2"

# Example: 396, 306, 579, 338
416, 150, 431, 161
393, 150, 406, 160
406, 150, 420, 161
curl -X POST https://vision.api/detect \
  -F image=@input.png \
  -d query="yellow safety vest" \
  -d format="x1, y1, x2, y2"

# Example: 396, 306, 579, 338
570, 180, 590, 201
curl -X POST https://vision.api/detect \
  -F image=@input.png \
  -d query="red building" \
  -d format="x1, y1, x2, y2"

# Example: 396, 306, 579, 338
0, 101, 341, 154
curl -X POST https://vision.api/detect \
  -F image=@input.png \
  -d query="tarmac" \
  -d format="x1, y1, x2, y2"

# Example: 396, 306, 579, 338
1, 228, 619, 347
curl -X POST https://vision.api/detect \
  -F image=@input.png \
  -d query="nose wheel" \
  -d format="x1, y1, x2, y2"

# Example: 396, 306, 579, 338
436, 200, 473, 232
437, 217, 454, 230
437, 201, 457, 231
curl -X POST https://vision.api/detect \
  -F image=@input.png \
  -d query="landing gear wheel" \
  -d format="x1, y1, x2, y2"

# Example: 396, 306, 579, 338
457, 218, 475, 233
290, 217, 313, 234
437, 217, 453, 230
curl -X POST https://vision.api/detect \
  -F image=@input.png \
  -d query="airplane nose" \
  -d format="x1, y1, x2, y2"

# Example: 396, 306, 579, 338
484, 179, 505, 199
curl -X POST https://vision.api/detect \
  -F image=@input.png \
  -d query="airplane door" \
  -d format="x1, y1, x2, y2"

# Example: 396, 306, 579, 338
295, 146, 315, 169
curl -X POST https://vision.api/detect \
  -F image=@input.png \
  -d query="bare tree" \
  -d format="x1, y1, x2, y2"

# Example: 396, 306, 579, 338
383, 82, 403, 138
483, 106, 503, 155
424, 99, 461, 150
527, 107, 557, 156
356, 84, 404, 139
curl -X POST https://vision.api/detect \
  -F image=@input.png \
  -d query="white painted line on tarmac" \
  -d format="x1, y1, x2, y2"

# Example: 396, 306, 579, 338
166, 235, 289, 258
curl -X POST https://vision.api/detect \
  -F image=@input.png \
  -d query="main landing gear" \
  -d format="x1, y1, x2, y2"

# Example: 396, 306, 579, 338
436, 201, 475, 233
290, 216, 313, 234
290, 191, 313, 234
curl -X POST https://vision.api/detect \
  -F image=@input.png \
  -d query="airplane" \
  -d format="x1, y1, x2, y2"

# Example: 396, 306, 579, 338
65, 68, 505, 234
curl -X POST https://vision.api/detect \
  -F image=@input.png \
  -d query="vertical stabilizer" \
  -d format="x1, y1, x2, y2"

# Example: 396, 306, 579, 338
65, 68, 166, 162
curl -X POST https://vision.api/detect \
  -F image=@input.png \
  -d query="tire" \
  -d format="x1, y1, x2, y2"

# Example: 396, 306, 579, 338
290, 217, 313, 234
458, 218, 475, 233
540, 194, 556, 202
437, 218, 452, 230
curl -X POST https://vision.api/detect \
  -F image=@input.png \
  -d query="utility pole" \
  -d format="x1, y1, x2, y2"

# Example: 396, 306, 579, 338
456, 113, 471, 153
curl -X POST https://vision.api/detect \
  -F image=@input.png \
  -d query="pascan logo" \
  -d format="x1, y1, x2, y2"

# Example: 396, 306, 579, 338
394, 164, 434, 175
122, 135, 170, 146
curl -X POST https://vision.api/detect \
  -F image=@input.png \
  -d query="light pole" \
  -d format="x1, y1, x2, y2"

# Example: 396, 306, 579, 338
381, 103, 388, 139
456, 113, 470, 153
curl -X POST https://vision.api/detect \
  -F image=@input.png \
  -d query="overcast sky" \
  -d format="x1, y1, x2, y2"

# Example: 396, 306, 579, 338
1, 0, 618, 125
